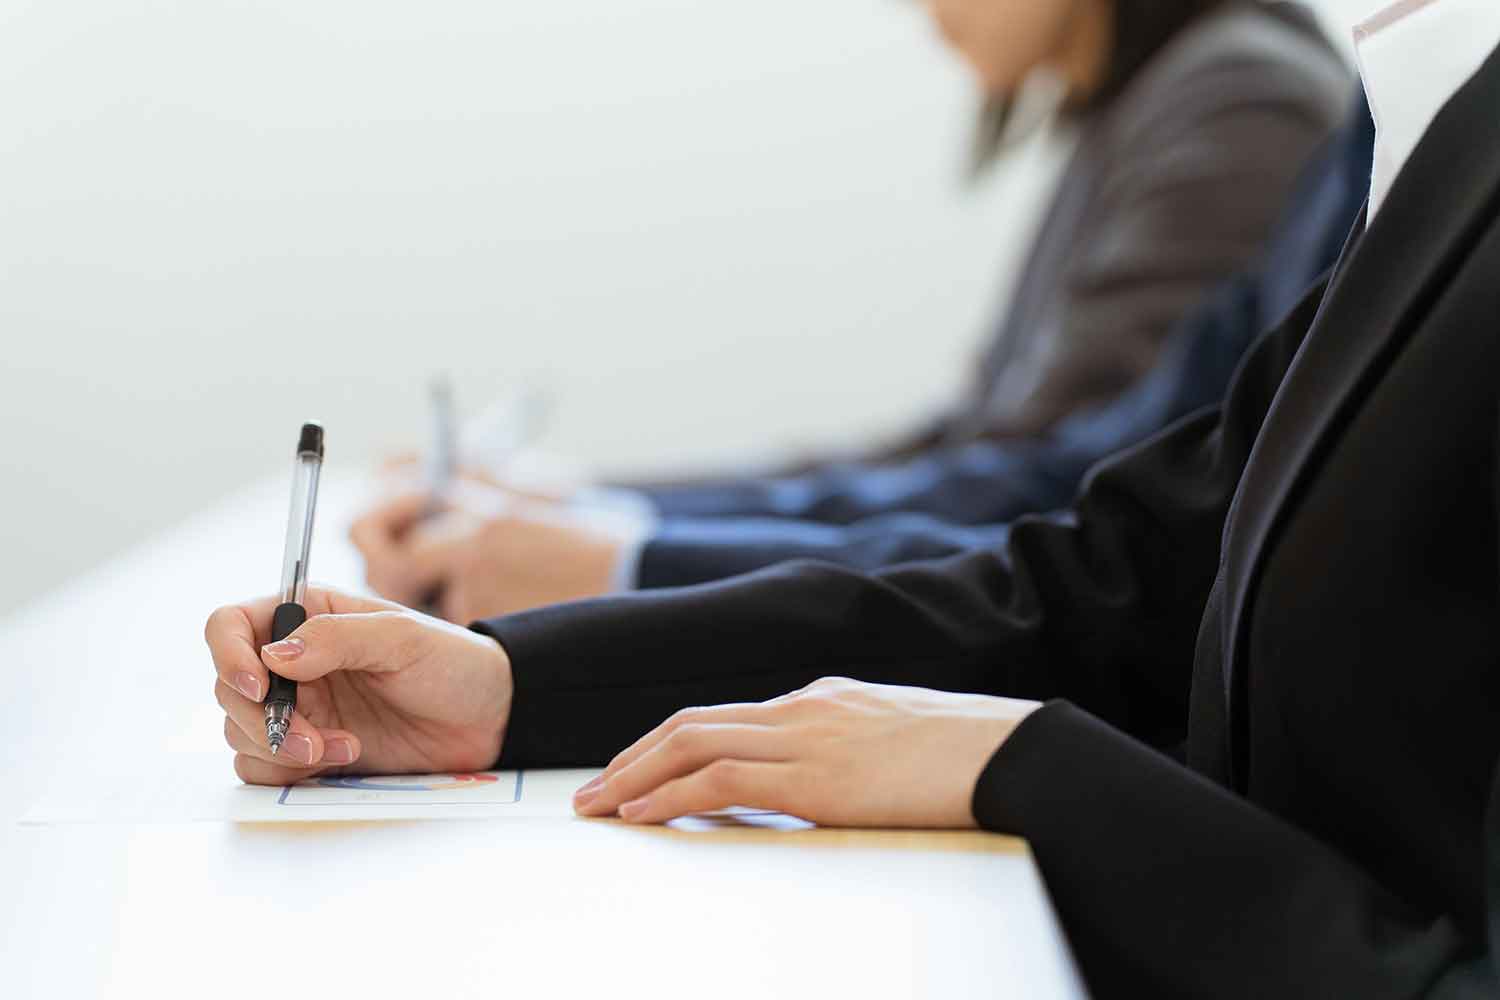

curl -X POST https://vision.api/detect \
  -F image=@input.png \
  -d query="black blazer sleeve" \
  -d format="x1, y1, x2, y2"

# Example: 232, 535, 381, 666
972, 701, 1499, 998
475, 276, 1328, 768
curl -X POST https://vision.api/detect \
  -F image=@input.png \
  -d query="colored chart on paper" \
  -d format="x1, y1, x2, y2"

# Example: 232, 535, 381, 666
278, 770, 524, 807
21, 764, 595, 823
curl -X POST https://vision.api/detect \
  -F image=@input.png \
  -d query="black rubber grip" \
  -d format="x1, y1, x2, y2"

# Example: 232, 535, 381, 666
267, 602, 306, 707
271, 601, 307, 643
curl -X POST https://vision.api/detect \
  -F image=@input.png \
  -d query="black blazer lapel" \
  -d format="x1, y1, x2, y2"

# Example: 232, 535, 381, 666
1217, 44, 1500, 783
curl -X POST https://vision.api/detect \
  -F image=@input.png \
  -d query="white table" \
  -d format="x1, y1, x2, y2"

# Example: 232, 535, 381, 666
0, 472, 1085, 999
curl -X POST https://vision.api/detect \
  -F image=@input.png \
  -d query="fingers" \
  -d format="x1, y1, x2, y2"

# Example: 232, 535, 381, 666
350, 491, 436, 602
222, 709, 361, 770
205, 599, 280, 711
599, 703, 787, 783
206, 588, 404, 784
258, 609, 423, 682
352, 490, 494, 607
216, 680, 362, 768
399, 516, 472, 604
574, 723, 790, 817
614, 760, 794, 824
206, 589, 406, 697
350, 490, 431, 557
300, 586, 408, 618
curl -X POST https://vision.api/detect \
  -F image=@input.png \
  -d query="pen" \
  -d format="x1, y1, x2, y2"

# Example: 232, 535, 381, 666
425, 374, 457, 517
416, 377, 457, 614
265, 421, 324, 756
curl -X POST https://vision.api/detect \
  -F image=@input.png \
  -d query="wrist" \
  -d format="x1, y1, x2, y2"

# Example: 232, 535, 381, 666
489, 635, 513, 718
960, 698, 1042, 828
465, 630, 513, 765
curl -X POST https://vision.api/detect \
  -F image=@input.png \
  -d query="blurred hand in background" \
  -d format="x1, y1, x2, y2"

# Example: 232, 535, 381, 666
350, 479, 641, 622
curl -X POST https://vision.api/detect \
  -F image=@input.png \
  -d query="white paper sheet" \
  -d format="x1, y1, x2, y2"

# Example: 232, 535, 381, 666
20, 752, 598, 824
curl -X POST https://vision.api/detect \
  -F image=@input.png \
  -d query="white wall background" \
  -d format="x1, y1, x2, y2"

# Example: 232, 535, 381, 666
1, 0, 1377, 613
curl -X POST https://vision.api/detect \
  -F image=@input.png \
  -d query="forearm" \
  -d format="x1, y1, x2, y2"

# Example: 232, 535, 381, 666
479, 563, 1018, 767
480, 280, 1325, 766
485, 413, 1223, 767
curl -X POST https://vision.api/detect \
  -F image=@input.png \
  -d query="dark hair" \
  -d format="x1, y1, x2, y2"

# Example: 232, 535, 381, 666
970, 0, 1231, 173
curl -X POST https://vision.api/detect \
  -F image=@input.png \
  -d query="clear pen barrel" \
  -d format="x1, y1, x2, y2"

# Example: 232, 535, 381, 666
279, 451, 322, 605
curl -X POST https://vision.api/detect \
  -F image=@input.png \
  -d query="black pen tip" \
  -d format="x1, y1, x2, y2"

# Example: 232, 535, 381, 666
297, 422, 324, 459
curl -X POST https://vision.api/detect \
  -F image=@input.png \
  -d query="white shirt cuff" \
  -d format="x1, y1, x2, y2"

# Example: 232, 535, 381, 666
571, 488, 658, 592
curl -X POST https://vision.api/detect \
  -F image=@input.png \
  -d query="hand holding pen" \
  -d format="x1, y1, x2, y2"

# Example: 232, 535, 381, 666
208, 583, 514, 784
207, 420, 514, 783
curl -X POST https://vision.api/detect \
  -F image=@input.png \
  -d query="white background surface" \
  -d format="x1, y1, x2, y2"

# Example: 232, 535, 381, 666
1, 0, 1376, 612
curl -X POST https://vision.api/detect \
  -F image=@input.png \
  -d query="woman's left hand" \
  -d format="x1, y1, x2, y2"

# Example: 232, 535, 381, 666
572, 678, 1041, 828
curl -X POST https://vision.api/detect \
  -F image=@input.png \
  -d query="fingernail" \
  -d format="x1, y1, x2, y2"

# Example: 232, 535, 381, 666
263, 637, 305, 660
233, 671, 263, 702
572, 776, 606, 812
323, 738, 356, 765
618, 797, 650, 822
282, 733, 315, 764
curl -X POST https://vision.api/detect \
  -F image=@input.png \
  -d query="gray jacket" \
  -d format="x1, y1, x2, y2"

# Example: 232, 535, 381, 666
931, 1, 1350, 445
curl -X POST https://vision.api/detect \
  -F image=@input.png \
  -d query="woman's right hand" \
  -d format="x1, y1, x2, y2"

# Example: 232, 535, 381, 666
204, 587, 513, 786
